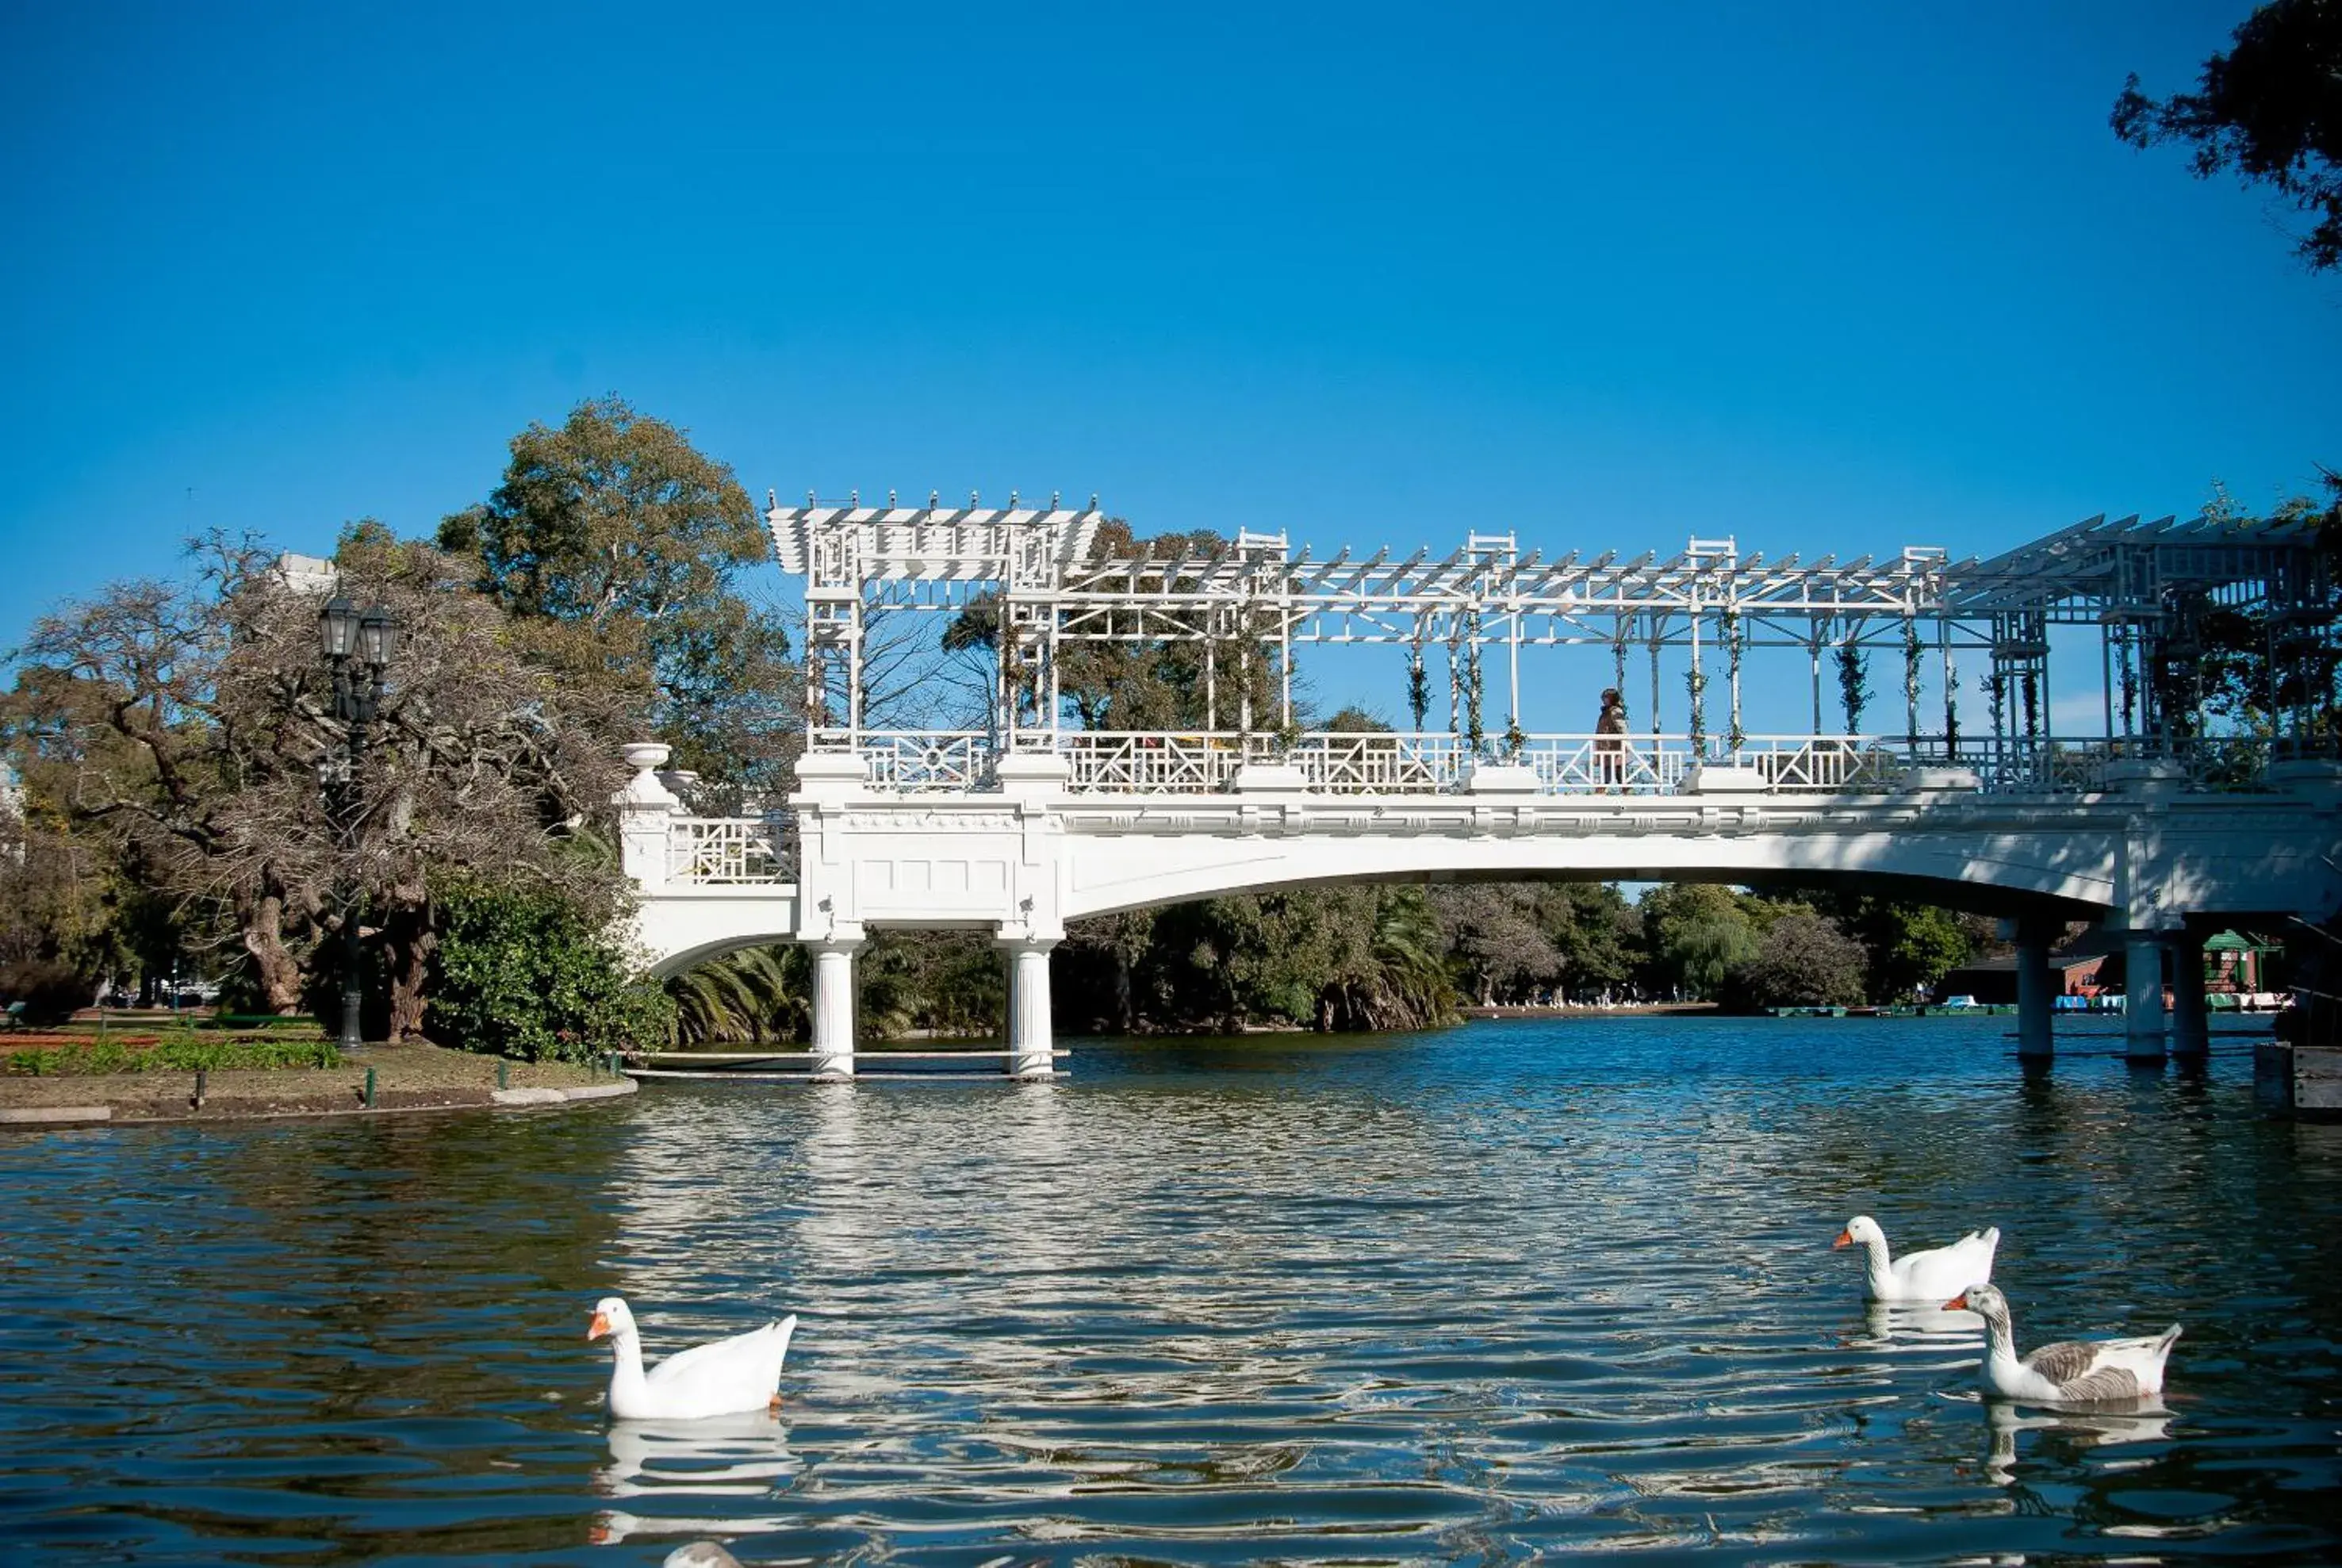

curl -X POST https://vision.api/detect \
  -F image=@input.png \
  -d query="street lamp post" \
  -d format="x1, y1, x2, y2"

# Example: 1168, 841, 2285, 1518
319, 596, 398, 1052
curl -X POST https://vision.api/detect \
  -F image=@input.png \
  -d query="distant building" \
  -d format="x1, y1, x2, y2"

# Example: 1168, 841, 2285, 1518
272, 552, 339, 596
1935, 949, 2109, 1006
2, 759, 23, 865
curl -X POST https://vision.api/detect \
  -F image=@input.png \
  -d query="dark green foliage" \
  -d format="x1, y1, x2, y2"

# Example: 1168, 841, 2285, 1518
438, 396, 797, 791
1719, 907, 1870, 1013
859, 930, 1004, 1038
1637, 883, 1759, 1000
666, 945, 806, 1045
4, 1036, 343, 1075
427, 882, 673, 1062
2114, 1, 2342, 272
1057, 885, 1458, 1035
0, 958, 86, 1026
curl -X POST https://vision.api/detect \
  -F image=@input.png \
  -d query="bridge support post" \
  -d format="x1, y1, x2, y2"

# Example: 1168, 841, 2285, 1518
1002, 937, 1057, 1079
2013, 920, 2055, 1061
809, 938, 861, 1080
2169, 931, 2210, 1061
2125, 930, 2168, 1063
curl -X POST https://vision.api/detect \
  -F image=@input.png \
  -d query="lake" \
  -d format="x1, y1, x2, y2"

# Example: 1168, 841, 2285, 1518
2, 1016, 2338, 1565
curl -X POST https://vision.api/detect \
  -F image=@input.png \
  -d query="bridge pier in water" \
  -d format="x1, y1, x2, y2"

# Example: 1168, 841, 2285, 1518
2170, 931, 2210, 1061
2125, 932, 2169, 1063
1003, 937, 1058, 1079
809, 938, 861, 1080
2014, 921, 2056, 1061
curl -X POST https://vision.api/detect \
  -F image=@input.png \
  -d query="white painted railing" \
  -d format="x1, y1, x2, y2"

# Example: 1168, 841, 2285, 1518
667, 815, 795, 884
785, 730, 2296, 798
859, 732, 991, 792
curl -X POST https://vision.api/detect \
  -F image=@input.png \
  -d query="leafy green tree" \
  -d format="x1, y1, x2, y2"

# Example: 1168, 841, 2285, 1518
1432, 884, 1562, 1005
2114, 1, 2342, 272
1719, 907, 1869, 1012
857, 928, 1005, 1039
428, 880, 673, 1062
1535, 882, 1641, 1001
1637, 883, 1758, 1000
438, 396, 796, 790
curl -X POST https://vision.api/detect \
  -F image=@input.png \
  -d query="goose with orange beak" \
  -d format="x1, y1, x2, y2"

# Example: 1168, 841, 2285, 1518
1945, 1281, 2182, 1404
588, 1296, 798, 1421
1833, 1213, 2000, 1302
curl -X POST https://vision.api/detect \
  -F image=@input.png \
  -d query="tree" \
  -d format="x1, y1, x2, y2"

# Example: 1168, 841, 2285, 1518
439, 397, 797, 792
665, 945, 806, 1045
1719, 907, 1870, 1012
2114, 0, 2342, 272
1432, 884, 1563, 1006
1637, 883, 1758, 1000
6, 530, 637, 1035
1535, 882, 1641, 1002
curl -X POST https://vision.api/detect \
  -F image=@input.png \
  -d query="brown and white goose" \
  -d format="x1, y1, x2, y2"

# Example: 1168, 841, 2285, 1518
1945, 1282, 2183, 1404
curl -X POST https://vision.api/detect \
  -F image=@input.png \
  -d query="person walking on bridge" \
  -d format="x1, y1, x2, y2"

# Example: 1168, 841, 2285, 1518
1595, 688, 1628, 792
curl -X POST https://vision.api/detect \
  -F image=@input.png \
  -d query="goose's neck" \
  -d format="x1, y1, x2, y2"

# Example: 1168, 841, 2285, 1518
1976, 1308, 2023, 1372
605, 1331, 648, 1407
1858, 1233, 1894, 1291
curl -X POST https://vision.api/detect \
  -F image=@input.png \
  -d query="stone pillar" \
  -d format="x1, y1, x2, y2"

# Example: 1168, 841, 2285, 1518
2014, 922, 2055, 1061
613, 742, 681, 891
809, 938, 861, 1081
2169, 931, 2210, 1061
2125, 930, 2168, 1063
1002, 937, 1058, 1079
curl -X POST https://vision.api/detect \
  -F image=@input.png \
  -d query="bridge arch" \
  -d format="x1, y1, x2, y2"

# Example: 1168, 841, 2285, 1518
1054, 831, 2120, 926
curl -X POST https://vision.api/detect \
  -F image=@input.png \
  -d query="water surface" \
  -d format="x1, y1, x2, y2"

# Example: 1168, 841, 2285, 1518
2, 1017, 2338, 1564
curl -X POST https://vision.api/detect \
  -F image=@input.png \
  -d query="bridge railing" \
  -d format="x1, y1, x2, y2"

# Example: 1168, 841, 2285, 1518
860, 732, 993, 792
784, 730, 2298, 799
667, 815, 796, 884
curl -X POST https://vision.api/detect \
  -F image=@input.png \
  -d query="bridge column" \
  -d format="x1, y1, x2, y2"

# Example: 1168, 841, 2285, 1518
809, 937, 861, 1080
2011, 919, 2056, 1061
2125, 930, 2168, 1063
2169, 931, 2210, 1061
1002, 936, 1058, 1079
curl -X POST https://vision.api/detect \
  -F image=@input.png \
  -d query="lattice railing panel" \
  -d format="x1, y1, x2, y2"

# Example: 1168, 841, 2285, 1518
668, 816, 795, 884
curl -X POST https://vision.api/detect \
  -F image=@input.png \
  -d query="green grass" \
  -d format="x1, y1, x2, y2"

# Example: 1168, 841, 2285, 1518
3, 1037, 346, 1076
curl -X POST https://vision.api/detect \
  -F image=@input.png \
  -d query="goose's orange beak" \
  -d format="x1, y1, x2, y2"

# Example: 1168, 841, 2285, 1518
1944, 1292, 1970, 1312
1832, 1230, 1853, 1249
587, 1309, 611, 1341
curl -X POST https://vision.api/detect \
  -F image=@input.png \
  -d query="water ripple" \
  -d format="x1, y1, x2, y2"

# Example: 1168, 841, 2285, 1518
0, 1018, 2336, 1563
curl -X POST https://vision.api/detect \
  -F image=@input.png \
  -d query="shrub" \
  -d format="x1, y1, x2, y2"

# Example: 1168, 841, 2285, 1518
428, 882, 673, 1063
0, 959, 90, 1027
2, 1037, 343, 1075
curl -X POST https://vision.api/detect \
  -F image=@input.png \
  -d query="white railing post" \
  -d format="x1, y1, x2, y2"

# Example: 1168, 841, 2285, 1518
614, 742, 680, 891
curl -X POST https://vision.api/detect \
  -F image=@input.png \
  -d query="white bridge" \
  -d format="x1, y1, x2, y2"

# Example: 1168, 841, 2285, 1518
619, 499, 2342, 1079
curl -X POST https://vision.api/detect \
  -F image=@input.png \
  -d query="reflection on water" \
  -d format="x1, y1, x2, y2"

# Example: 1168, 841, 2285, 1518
1976, 1395, 2175, 1486
592, 1413, 799, 1547
0, 1017, 2337, 1564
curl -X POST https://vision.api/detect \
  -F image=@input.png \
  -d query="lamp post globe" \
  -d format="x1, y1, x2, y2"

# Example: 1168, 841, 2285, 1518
319, 596, 360, 661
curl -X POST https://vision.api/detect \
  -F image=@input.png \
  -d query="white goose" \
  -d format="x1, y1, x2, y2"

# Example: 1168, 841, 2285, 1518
1834, 1214, 2000, 1302
588, 1297, 799, 1421
1946, 1282, 2182, 1404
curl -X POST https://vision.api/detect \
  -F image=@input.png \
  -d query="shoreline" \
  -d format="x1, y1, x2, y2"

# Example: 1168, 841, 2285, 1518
0, 1040, 636, 1127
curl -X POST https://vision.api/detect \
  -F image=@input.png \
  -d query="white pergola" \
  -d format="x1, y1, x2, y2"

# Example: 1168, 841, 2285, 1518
769, 494, 2336, 784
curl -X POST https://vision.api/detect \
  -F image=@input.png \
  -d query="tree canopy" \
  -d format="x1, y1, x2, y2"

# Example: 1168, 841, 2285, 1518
437, 396, 796, 792
2114, 0, 2342, 271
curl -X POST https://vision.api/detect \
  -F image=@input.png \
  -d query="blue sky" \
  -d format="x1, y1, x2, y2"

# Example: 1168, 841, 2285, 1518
4, 2, 2336, 730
